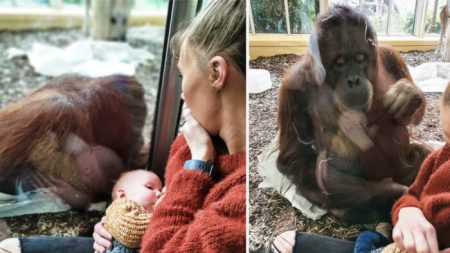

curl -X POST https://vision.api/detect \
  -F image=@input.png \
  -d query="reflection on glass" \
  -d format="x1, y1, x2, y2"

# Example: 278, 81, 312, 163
0, 0, 165, 236
362, 0, 387, 35
425, 0, 447, 36
331, 0, 387, 35
251, 0, 287, 33
288, 0, 319, 34
330, 0, 359, 8
388, 0, 416, 36
330, 0, 418, 36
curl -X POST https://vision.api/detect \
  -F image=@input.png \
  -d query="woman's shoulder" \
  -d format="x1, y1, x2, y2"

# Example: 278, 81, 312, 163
431, 143, 450, 167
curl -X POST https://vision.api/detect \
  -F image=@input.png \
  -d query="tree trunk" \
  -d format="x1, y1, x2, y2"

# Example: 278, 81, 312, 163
443, 18, 450, 61
428, 0, 439, 33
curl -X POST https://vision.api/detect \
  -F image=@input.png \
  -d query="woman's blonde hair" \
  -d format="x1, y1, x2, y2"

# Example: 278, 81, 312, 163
171, 0, 245, 75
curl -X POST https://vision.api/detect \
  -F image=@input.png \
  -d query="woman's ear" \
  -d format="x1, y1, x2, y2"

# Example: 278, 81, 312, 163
209, 56, 228, 90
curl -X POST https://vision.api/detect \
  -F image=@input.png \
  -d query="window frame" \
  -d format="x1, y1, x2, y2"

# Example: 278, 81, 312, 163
147, 0, 203, 181
248, 0, 443, 37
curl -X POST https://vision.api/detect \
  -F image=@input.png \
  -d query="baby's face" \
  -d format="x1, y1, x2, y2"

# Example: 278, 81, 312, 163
115, 170, 163, 211
440, 105, 450, 143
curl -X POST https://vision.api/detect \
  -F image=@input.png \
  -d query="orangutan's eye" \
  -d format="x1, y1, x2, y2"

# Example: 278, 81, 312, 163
355, 54, 365, 62
336, 56, 346, 65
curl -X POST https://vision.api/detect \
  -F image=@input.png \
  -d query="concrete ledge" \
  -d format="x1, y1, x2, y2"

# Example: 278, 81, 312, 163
250, 33, 439, 59
0, 8, 166, 30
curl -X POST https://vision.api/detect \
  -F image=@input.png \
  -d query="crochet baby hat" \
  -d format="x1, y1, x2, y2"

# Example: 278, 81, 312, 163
104, 198, 151, 248
381, 243, 408, 253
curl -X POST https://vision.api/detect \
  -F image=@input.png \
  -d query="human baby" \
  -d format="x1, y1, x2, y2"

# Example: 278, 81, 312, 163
103, 169, 162, 253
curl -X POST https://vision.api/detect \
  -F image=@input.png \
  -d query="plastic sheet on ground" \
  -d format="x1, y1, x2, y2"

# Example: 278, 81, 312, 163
0, 188, 70, 218
258, 135, 327, 220
26, 40, 154, 77
248, 69, 272, 93
408, 62, 450, 93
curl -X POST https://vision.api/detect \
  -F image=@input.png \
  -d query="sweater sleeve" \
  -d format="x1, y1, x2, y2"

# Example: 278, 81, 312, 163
391, 150, 439, 224
140, 168, 246, 253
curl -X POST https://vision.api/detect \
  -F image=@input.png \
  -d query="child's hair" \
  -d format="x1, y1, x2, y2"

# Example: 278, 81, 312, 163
443, 81, 450, 106
171, 0, 245, 75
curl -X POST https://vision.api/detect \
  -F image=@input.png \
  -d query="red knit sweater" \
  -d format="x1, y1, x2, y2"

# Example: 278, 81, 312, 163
392, 143, 450, 249
141, 135, 246, 253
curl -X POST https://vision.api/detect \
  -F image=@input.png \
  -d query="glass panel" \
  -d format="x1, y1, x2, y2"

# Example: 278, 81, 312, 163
424, 0, 447, 36
0, 0, 52, 8
0, 1, 166, 235
389, 0, 417, 36
362, 0, 388, 35
329, 0, 360, 8
63, 0, 85, 5
330, 0, 388, 35
251, 0, 287, 33
288, 0, 319, 34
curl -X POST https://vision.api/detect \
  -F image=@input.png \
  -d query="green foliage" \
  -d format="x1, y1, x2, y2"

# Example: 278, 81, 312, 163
146, 0, 169, 8
251, 0, 286, 33
250, 0, 318, 34
404, 11, 442, 35
404, 12, 415, 34
288, 0, 318, 34
368, 15, 387, 34
63, 0, 84, 4
424, 12, 442, 34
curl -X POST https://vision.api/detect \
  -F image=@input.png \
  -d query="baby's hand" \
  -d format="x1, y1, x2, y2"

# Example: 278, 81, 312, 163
93, 217, 113, 253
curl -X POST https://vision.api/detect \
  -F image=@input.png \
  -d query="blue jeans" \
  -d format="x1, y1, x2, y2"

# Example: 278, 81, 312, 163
20, 236, 93, 253
106, 240, 139, 253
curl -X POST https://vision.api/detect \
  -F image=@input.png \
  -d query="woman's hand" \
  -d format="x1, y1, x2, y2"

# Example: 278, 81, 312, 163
393, 207, 439, 253
180, 105, 215, 163
93, 217, 113, 253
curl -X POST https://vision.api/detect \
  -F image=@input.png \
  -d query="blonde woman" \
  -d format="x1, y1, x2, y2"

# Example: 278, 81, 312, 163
93, 0, 246, 252
0, 1, 245, 252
